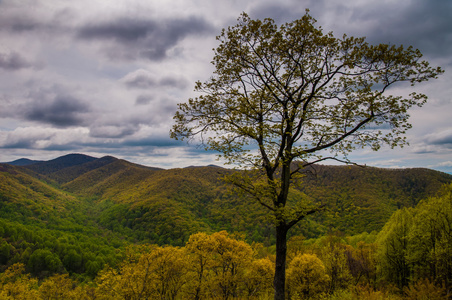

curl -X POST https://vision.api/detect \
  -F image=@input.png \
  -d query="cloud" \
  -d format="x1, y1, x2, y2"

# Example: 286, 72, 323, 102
76, 16, 214, 61
426, 129, 452, 146
136, 94, 154, 105
0, 2, 70, 38
0, 127, 88, 150
327, 0, 452, 59
0, 11, 43, 33
0, 50, 33, 70
123, 136, 181, 148
23, 94, 90, 127
120, 69, 189, 89
412, 145, 437, 154
0, 0, 450, 171
89, 124, 139, 139
436, 161, 452, 167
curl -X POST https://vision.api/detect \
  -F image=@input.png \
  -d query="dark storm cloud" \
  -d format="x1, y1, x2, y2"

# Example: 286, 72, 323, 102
344, 0, 452, 58
1, 139, 35, 149
251, 0, 452, 59
0, 13, 42, 33
249, 2, 308, 24
0, 51, 33, 70
24, 94, 90, 127
0, 5, 70, 36
77, 16, 214, 61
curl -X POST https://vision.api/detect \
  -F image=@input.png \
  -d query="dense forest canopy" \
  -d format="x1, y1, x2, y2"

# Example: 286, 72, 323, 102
1, 154, 451, 298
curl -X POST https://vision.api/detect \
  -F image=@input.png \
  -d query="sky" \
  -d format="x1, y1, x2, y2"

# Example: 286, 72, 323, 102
0, 0, 451, 172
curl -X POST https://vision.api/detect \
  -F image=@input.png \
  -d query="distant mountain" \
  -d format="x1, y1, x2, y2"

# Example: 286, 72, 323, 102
22, 154, 163, 184
3, 158, 43, 166
24, 153, 98, 175
1, 153, 452, 246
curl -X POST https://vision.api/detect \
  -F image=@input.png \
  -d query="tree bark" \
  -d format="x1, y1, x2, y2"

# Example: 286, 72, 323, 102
274, 223, 289, 300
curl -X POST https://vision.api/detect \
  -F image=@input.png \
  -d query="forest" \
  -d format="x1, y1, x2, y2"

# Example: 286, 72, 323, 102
0, 154, 451, 299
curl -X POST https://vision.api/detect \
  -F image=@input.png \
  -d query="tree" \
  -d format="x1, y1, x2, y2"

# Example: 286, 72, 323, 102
185, 231, 253, 299
243, 257, 274, 298
408, 184, 452, 292
318, 234, 352, 293
171, 10, 442, 299
185, 232, 218, 300
376, 208, 413, 289
96, 245, 188, 300
39, 274, 83, 300
209, 231, 253, 299
286, 253, 329, 298
0, 263, 39, 299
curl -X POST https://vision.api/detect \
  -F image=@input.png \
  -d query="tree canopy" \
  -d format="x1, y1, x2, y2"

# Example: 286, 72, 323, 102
172, 11, 442, 169
171, 10, 442, 299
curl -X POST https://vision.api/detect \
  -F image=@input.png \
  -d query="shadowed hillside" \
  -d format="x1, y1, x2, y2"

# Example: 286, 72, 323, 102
3, 154, 450, 244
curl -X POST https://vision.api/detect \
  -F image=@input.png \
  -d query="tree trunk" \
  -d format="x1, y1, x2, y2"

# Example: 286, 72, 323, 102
274, 223, 288, 300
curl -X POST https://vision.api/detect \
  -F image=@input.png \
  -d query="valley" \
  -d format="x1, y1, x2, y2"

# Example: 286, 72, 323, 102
1, 153, 451, 298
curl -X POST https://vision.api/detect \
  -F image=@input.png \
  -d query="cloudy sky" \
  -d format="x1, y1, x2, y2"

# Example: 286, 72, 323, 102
1, 0, 451, 172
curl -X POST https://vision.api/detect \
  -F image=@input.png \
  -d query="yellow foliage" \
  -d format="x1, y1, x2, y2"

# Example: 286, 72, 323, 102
287, 253, 329, 299
0, 263, 39, 299
242, 257, 275, 298
38, 274, 83, 300
95, 245, 188, 300
403, 278, 446, 300
185, 231, 254, 299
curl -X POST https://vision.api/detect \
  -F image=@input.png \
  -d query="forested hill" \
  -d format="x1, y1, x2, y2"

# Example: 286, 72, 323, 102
297, 164, 452, 235
2, 153, 451, 246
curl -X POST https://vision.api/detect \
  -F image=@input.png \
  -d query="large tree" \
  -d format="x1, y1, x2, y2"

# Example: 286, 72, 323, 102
171, 11, 442, 299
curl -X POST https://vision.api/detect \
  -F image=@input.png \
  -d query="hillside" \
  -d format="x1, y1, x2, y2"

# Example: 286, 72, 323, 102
1, 153, 452, 281
0, 162, 127, 276
297, 165, 452, 235
2, 154, 450, 244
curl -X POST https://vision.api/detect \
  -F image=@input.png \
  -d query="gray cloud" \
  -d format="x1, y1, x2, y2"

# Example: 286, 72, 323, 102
136, 94, 154, 105
0, 4, 70, 37
77, 16, 214, 61
251, 0, 452, 60
24, 94, 90, 127
0, 0, 450, 170
427, 130, 452, 146
351, 0, 452, 58
249, 1, 309, 24
0, 13, 42, 33
1, 139, 35, 149
123, 136, 181, 148
89, 124, 139, 139
0, 51, 33, 70
121, 69, 189, 89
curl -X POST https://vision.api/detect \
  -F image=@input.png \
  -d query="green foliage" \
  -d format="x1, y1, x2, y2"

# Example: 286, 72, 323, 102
0, 225, 449, 299
376, 208, 413, 288
28, 249, 63, 276
1, 154, 451, 285
377, 184, 452, 292
171, 11, 442, 298
299, 165, 452, 235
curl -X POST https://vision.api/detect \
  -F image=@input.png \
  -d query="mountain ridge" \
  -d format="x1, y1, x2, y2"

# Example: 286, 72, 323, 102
2, 158, 44, 166
1, 153, 452, 245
